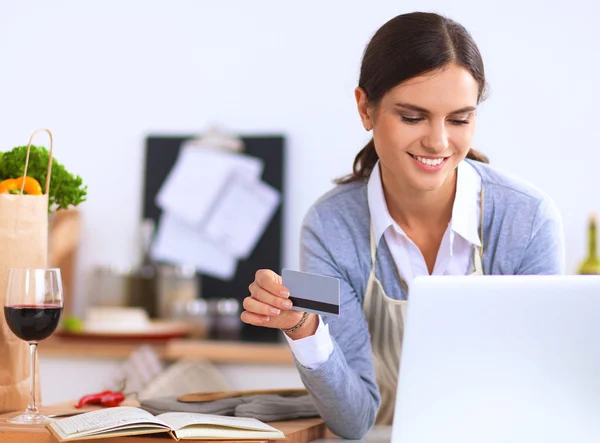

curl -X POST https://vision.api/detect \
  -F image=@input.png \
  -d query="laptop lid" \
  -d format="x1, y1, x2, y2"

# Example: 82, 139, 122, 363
391, 275, 600, 443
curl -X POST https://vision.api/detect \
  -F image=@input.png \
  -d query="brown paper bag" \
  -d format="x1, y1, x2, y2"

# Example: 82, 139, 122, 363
0, 128, 53, 413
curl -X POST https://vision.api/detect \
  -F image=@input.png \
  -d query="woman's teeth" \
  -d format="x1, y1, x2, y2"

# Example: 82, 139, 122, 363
415, 156, 444, 166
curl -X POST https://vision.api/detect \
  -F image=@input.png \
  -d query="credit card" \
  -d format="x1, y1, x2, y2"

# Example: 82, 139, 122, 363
282, 269, 340, 317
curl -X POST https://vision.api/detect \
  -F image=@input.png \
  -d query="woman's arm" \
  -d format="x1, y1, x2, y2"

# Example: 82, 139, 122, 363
292, 205, 380, 439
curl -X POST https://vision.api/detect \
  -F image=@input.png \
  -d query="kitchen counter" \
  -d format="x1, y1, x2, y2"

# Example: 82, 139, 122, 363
0, 400, 326, 443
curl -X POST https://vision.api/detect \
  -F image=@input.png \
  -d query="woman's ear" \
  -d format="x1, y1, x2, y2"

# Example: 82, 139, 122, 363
355, 87, 373, 131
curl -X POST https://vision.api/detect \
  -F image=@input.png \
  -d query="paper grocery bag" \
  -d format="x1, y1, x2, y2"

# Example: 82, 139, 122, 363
0, 128, 53, 412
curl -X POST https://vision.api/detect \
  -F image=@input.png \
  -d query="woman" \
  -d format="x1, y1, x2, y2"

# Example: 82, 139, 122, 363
241, 11, 565, 439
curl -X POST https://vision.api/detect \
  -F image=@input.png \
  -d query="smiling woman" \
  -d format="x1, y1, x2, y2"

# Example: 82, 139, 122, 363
240, 11, 565, 439
356, 66, 480, 194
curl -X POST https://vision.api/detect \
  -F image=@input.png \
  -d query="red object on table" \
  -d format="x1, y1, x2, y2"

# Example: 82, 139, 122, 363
75, 389, 128, 408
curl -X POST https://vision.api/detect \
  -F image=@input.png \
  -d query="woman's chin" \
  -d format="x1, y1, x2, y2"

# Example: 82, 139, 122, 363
405, 172, 452, 193
412, 181, 445, 193
404, 164, 457, 193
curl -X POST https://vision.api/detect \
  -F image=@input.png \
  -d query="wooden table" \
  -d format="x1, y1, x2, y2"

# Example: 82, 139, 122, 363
0, 402, 325, 443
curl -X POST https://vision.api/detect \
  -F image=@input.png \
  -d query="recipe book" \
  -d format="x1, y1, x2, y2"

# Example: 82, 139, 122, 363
46, 406, 285, 441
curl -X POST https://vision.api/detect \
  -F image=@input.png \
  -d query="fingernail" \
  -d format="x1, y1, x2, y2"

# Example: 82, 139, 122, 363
269, 307, 280, 315
283, 300, 293, 309
280, 289, 290, 297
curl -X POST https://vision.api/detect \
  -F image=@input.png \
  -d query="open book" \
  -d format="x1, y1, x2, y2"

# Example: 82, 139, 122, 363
46, 406, 286, 441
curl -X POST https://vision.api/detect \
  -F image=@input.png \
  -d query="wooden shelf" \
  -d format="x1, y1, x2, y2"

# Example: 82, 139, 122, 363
38, 337, 294, 365
164, 339, 294, 365
38, 337, 167, 359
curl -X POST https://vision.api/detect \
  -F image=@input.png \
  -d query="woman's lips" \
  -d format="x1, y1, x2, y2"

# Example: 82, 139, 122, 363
408, 153, 449, 172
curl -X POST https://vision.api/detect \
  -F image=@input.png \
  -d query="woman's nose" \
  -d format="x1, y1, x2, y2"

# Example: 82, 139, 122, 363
422, 122, 449, 153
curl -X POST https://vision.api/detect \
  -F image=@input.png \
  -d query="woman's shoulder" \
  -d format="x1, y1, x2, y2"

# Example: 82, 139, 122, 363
467, 159, 552, 204
306, 179, 369, 218
301, 179, 370, 240
467, 159, 562, 233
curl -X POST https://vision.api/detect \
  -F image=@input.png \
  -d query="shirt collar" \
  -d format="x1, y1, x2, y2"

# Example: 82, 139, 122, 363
367, 160, 482, 247
451, 160, 482, 247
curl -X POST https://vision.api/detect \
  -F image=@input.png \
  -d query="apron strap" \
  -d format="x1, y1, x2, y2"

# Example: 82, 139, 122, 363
472, 184, 485, 274
479, 186, 484, 258
369, 224, 377, 273
472, 246, 484, 274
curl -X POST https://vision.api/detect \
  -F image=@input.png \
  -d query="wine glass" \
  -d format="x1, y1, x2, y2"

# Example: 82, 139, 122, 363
3, 268, 63, 424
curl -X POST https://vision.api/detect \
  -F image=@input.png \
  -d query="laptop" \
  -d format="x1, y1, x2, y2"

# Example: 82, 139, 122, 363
391, 275, 600, 443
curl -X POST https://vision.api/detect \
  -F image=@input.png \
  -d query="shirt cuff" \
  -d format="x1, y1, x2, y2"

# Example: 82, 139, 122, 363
283, 315, 334, 370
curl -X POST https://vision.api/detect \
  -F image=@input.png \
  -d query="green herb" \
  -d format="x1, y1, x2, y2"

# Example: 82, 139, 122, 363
0, 145, 87, 211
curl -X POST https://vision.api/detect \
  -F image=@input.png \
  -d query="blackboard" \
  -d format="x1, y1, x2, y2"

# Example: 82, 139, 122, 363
142, 135, 285, 343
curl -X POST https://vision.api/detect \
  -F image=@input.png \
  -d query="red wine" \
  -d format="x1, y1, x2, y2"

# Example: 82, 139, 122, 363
4, 305, 63, 342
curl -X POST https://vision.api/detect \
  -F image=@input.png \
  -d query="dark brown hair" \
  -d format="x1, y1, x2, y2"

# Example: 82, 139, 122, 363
337, 12, 489, 184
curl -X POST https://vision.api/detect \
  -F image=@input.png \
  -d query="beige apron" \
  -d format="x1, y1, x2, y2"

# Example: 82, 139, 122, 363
362, 188, 485, 425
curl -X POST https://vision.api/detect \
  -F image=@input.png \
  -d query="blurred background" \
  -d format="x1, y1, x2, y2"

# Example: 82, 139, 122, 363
0, 0, 599, 404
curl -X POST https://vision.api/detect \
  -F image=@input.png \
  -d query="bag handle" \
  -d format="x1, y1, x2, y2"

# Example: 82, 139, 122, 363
20, 128, 54, 195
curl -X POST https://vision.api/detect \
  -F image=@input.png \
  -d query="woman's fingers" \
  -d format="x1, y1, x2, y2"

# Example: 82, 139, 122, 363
242, 269, 299, 329
243, 295, 281, 317
240, 310, 270, 326
254, 269, 290, 298
249, 282, 293, 311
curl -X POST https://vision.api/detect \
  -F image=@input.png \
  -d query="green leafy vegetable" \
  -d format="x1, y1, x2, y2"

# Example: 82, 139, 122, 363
0, 145, 87, 212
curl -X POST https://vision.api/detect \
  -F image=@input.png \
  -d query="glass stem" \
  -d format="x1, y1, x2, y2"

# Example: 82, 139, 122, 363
26, 342, 39, 414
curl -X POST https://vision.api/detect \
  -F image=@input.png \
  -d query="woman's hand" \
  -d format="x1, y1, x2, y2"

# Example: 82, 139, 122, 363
241, 269, 318, 338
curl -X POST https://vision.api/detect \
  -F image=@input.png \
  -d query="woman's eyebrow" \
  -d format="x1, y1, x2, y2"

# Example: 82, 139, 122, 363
394, 102, 476, 114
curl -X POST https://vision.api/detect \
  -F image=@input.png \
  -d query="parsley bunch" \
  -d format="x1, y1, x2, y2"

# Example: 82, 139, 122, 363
0, 145, 87, 212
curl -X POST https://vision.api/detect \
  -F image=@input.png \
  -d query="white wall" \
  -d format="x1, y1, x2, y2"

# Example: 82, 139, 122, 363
1, 1, 599, 314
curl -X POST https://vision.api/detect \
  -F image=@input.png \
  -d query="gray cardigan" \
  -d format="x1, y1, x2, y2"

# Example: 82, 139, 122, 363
295, 160, 565, 439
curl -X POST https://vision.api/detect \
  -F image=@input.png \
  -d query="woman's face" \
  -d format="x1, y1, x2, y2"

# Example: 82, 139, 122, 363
356, 64, 480, 193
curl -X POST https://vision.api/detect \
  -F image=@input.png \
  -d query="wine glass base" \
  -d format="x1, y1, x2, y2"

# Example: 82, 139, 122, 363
7, 411, 53, 425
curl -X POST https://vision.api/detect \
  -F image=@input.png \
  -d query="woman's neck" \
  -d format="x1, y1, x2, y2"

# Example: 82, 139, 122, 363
380, 164, 457, 232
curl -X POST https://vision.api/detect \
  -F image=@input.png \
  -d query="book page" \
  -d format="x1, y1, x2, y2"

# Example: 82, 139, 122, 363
50, 406, 169, 438
174, 426, 286, 440
157, 412, 283, 433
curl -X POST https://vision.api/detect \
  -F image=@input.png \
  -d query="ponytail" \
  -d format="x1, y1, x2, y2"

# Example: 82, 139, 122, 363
335, 138, 378, 184
466, 148, 489, 164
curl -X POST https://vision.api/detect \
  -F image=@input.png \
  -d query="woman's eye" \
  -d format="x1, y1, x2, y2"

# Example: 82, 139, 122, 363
401, 116, 424, 124
449, 119, 470, 125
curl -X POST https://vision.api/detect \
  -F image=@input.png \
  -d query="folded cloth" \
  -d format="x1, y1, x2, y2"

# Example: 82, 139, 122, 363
235, 394, 319, 421
140, 393, 320, 421
141, 396, 240, 416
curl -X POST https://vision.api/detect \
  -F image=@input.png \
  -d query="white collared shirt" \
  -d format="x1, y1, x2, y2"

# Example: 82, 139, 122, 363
368, 160, 482, 286
285, 160, 482, 369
